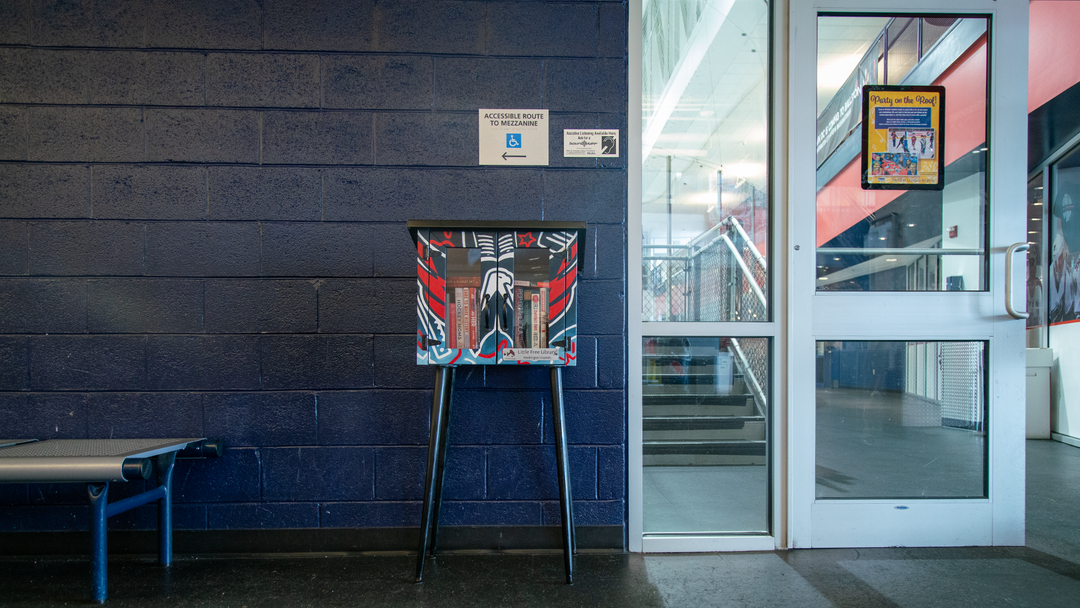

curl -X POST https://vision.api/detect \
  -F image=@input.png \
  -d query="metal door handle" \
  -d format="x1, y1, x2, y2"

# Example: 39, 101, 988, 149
1005, 242, 1029, 319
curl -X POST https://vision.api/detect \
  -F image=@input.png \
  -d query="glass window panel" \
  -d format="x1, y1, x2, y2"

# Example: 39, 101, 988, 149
445, 248, 484, 350
816, 15, 988, 292
641, 0, 769, 322
643, 337, 770, 534
1049, 147, 1080, 324
920, 17, 958, 57
815, 341, 987, 499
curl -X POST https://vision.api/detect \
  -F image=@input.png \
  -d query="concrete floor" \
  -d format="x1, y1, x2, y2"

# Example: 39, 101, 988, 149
2, 439, 1078, 607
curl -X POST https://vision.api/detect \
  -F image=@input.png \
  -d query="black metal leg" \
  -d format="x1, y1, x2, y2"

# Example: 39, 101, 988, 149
156, 451, 177, 566
429, 367, 454, 557
88, 482, 109, 604
416, 366, 452, 582
550, 367, 575, 584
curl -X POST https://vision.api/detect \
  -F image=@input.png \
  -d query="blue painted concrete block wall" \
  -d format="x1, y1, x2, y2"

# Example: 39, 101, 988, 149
0, 0, 628, 535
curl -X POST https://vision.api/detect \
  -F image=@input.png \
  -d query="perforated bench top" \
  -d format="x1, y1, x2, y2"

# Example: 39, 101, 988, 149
0, 438, 204, 483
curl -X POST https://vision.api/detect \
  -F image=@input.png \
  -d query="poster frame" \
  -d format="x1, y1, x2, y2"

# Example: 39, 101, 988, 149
860, 84, 946, 191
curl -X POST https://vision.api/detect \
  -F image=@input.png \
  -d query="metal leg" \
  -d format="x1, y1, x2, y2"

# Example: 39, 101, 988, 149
429, 367, 454, 557
156, 451, 177, 566
88, 482, 109, 604
550, 367, 575, 584
416, 366, 452, 583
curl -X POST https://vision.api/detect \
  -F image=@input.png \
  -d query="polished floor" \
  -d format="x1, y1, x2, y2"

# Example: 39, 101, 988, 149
2, 439, 1079, 607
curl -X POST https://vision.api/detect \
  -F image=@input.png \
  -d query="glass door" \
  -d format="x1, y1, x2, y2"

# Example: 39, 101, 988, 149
789, 0, 1028, 547
630, 0, 777, 552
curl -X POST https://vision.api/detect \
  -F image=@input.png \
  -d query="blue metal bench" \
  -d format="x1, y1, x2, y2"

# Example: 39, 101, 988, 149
0, 438, 222, 603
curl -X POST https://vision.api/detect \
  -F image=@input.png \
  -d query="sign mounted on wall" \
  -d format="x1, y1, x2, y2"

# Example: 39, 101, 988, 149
861, 85, 945, 190
479, 109, 549, 166
563, 129, 619, 158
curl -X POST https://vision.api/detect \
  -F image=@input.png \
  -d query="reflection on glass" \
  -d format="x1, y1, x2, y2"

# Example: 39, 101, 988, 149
643, 337, 769, 534
815, 16, 988, 291
641, 0, 769, 321
816, 341, 987, 499
1049, 148, 1080, 325
445, 248, 483, 350
1027, 173, 1045, 345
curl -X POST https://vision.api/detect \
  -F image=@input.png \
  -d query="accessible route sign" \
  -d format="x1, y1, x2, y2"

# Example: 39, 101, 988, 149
479, 109, 549, 166
860, 85, 945, 190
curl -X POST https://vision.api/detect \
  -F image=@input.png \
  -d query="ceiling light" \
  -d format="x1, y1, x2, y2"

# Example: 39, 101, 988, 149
1029, 231, 1038, 234
907, 223, 915, 227
1032, 217, 1041, 221
885, 258, 898, 262
1034, 202, 1043, 206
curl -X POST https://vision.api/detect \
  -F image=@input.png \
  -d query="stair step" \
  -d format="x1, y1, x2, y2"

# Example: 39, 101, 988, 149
643, 440, 767, 466
643, 418, 765, 441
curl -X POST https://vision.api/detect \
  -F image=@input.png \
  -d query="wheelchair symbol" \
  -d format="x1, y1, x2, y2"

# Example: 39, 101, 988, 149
506, 133, 521, 148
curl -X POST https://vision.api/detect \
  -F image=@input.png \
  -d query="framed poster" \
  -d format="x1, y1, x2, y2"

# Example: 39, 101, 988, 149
861, 85, 945, 190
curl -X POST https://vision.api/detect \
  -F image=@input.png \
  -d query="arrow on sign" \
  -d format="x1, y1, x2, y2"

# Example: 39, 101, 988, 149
502, 152, 526, 160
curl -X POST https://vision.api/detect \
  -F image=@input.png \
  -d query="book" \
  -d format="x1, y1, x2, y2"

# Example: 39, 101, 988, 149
514, 286, 525, 347
447, 276, 482, 288
521, 294, 532, 348
468, 288, 478, 349
455, 287, 465, 349
447, 302, 457, 349
539, 287, 548, 347
531, 291, 540, 349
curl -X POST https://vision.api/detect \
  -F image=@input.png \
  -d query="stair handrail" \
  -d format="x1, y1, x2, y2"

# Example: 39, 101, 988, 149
730, 338, 767, 412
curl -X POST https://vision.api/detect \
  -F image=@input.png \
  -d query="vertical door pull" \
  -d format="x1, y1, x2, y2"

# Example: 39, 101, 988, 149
1005, 242, 1030, 320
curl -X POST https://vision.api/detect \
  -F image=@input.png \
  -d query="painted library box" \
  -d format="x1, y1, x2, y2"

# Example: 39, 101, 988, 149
408, 221, 586, 367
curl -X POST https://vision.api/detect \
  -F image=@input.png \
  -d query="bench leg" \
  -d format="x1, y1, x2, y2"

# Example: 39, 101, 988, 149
156, 451, 177, 566
88, 482, 109, 604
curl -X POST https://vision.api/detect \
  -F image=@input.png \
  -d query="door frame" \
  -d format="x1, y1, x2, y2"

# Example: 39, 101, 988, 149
787, 0, 1029, 548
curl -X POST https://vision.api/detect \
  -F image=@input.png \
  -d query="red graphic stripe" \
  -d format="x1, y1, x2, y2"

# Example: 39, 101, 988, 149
449, 351, 462, 365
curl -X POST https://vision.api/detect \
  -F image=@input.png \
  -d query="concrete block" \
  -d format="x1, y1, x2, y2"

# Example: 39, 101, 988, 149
563, 337, 597, 389
316, 390, 429, 446
432, 58, 541, 112
30, 335, 146, 391
203, 392, 317, 448
592, 222, 625, 280
0, 220, 26, 274
484, 365, 550, 391
263, 0, 374, 52
374, 113, 478, 166
208, 167, 321, 221
0, 483, 27, 506
322, 55, 431, 110
263, 111, 373, 165
542, 499, 622, 526
0, 106, 26, 160
262, 447, 374, 501
447, 389, 543, 445
427, 169, 543, 221
173, 447, 261, 503
91, 165, 207, 220
439, 501, 541, 526
0, 337, 29, 390
0, 48, 87, 104
0, 164, 88, 219
373, 335, 435, 389
319, 502, 421, 528
28, 220, 144, 276
487, 445, 595, 500
546, 59, 627, 113
146, 335, 260, 390
31, 0, 145, 47
374, 224, 415, 277
0, 393, 86, 439
146, 0, 262, 50
375, 447, 425, 500
206, 53, 319, 108
208, 503, 320, 530
144, 221, 260, 277
88, 278, 204, 333
547, 113, 598, 169
260, 335, 373, 390
597, 445, 624, 500
110, 504, 206, 531
145, 109, 259, 163
576, 279, 624, 336
375, 0, 486, 55
599, 2, 627, 58
442, 447, 486, 501
205, 279, 317, 333
543, 169, 625, 224
0, 279, 87, 334
262, 222, 372, 277
0, 505, 87, 531
29, 107, 143, 162
564, 389, 623, 445
318, 279, 414, 334
597, 335, 625, 389
488, 3, 596, 57
322, 168, 433, 222
0, 0, 29, 44
89, 51, 205, 106
87, 392, 204, 438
